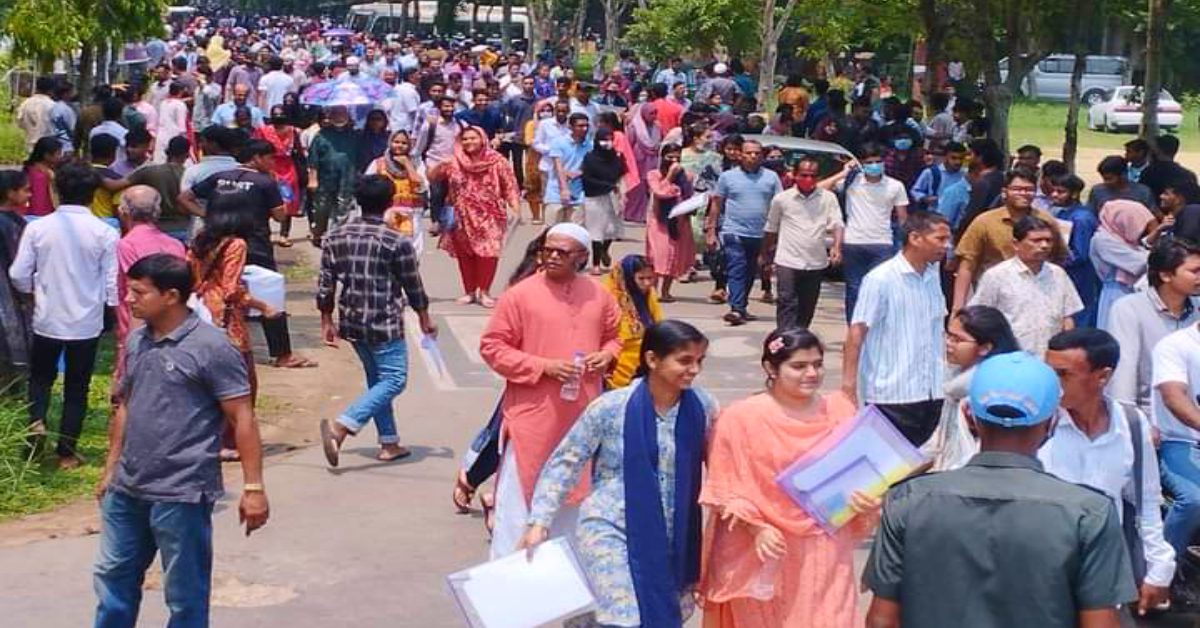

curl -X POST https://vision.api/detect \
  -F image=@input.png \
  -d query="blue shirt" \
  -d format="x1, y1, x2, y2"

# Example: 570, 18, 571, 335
544, 135, 593, 205
937, 178, 971, 230
715, 167, 783, 238
455, 105, 506, 138
1054, 202, 1101, 327
852, 253, 946, 404
911, 164, 966, 205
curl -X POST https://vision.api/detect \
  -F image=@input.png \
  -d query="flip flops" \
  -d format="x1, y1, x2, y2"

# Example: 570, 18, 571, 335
319, 419, 340, 468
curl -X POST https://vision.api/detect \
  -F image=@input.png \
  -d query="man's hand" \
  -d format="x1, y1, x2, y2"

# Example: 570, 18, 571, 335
419, 313, 438, 339
583, 351, 614, 373
705, 229, 718, 252
1137, 583, 1170, 616
320, 319, 338, 347
94, 471, 111, 501
238, 491, 270, 537
829, 244, 843, 266
544, 359, 582, 382
559, 184, 571, 202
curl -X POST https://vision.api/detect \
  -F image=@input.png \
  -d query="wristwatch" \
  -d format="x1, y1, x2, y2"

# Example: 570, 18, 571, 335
243, 483, 265, 493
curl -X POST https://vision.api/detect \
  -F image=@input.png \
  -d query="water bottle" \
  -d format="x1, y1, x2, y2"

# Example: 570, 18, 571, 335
559, 351, 586, 401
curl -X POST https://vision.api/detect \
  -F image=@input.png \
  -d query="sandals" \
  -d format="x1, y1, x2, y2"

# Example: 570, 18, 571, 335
659, 295, 677, 303
478, 294, 496, 309
271, 355, 319, 369
453, 470, 476, 514
455, 294, 477, 306
319, 419, 341, 468
377, 446, 411, 462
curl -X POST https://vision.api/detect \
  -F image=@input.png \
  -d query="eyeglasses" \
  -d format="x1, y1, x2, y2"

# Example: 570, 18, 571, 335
541, 246, 580, 258
946, 333, 978, 345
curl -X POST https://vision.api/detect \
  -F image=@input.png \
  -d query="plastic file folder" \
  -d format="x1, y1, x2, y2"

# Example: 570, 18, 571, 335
775, 405, 928, 534
447, 537, 596, 628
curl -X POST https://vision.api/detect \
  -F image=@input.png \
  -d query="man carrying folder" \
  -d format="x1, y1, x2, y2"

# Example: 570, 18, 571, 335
862, 351, 1137, 628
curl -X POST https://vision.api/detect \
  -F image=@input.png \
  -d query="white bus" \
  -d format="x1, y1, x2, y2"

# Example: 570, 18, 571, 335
346, 2, 529, 41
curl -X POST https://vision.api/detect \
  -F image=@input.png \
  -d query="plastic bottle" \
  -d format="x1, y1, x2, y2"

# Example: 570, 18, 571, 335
746, 557, 779, 600
560, 351, 586, 401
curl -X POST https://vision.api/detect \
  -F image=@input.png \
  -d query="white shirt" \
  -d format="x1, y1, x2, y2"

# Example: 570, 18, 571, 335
532, 118, 570, 173
570, 99, 600, 125
969, 257, 1083, 358
840, 174, 908, 245
390, 82, 422, 134
765, 187, 844, 271
8, 205, 119, 340
257, 70, 295, 111
1039, 401, 1175, 586
1152, 324, 1200, 443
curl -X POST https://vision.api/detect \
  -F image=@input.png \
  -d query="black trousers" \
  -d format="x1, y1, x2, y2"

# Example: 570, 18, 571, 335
876, 399, 945, 447
28, 334, 100, 457
501, 142, 526, 191
775, 266, 824, 330
248, 256, 292, 359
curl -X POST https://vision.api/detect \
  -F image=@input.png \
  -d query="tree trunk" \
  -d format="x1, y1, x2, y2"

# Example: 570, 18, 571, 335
501, 0, 512, 53
401, 0, 410, 38
436, 0, 456, 36
602, 0, 625, 74
570, 0, 587, 58
1062, 0, 1094, 173
982, 84, 1015, 158
919, 0, 945, 106
1142, 0, 1170, 150
79, 42, 96, 110
527, 0, 549, 59
754, 0, 801, 108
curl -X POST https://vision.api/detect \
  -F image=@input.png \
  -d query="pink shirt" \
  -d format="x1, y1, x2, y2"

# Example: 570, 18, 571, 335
112, 224, 186, 388
25, 165, 53, 217
480, 272, 623, 503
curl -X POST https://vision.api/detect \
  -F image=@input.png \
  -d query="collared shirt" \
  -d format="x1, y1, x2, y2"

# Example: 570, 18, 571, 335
544, 135, 593, 205
864, 451, 1137, 628
765, 187, 843, 271
112, 313, 250, 503
317, 215, 430, 344
532, 117, 570, 173
852, 253, 945, 404
389, 81, 421, 134
910, 164, 965, 209
1040, 400, 1175, 586
1152, 324, 1200, 443
954, 206, 1065, 276
969, 257, 1083, 358
715, 167, 783, 239
653, 68, 687, 88
415, 116, 463, 167
1108, 289, 1199, 412
569, 98, 600, 125
455, 105, 506, 138
9, 205, 117, 340
211, 102, 265, 129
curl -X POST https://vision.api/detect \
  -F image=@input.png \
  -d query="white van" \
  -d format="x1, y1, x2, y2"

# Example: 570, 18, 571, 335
998, 54, 1129, 105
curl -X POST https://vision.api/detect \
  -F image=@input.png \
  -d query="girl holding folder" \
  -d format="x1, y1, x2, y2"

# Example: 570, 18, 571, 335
699, 327, 882, 628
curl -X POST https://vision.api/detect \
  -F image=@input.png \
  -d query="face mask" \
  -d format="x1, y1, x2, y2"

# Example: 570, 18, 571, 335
862, 162, 884, 177
795, 178, 817, 194
763, 158, 786, 172
539, 111, 553, 119
893, 138, 913, 151
598, 140, 613, 149
718, 104, 731, 113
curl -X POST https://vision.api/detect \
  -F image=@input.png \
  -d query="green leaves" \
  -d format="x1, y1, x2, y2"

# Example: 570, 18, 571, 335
0, 0, 166, 64
625, 0, 759, 59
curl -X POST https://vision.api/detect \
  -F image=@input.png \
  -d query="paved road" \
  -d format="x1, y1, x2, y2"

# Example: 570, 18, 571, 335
0, 221, 1188, 627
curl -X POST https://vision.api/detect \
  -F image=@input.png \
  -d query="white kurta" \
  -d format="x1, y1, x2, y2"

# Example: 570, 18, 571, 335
154, 98, 189, 164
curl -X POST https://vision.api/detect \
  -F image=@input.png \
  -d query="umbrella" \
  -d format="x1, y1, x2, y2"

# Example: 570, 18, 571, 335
344, 76, 394, 102
324, 28, 354, 37
300, 81, 375, 107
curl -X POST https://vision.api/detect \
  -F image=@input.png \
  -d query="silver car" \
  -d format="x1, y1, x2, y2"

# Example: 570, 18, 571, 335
998, 54, 1128, 105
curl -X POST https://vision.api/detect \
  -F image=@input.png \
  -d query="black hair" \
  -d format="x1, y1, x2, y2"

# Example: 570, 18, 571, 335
102, 98, 124, 121
859, 143, 884, 160
1166, 179, 1200, 205
1158, 134, 1181, 158
944, 141, 966, 154
761, 327, 825, 372
168, 81, 186, 97
1048, 328, 1120, 371
25, 136, 61, 168
508, 230, 548, 287
55, 161, 101, 206
126, 253, 194, 303
1149, 238, 1200, 288
1041, 159, 1068, 180
968, 138, 1005, 169
89, 133, 119, 161
0, 169, 28, 206
649, 83, 668, 99
901, 211, 950, 245
619, 255, 655, 329
1053, 173, 1086, 195
35, 76, 55, 93
192, 192, 257, 261
238, 139, 274, 163
813, 79, 829, 96
1016, 144, 1042, 157
633, 320, 708, 379
953, 305, 1021, 356
930, 92, 950, 111
355, 174, 395, 216
567, 112, 590, 127
1125, 138, 1150, 154
597, 111, 623, 133
1005, 166, 1038, 187
166, 136, 191, 159
826, 89, 846, 112
1012, 215, 1054, 241
1098, 155, 1128, 177
126, 127, 153, 148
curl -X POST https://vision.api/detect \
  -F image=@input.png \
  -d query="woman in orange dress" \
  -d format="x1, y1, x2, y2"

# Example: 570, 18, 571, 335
699, 327, 881, 628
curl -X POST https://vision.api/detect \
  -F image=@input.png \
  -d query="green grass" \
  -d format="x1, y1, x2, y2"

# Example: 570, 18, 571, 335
0, 336, 113, 519
1007, 99, 1199, 154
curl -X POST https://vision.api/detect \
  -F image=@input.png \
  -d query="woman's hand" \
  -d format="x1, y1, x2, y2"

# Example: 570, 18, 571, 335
516, 524, 549, 560
753, 524, 787, 562
849, 491, 882, 516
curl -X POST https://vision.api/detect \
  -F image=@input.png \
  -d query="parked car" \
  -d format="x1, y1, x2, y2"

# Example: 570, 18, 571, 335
742, 134, 856, 177
999, 54, 1128, 105
1087, 86, 1184, 133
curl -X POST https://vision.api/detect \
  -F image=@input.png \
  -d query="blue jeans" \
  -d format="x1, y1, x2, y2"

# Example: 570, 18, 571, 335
1160, 441, 1200, 559
93, 491, 214, 628
337, 339, 408, 444
841, 243, 894, 323
722, 233, 762, 315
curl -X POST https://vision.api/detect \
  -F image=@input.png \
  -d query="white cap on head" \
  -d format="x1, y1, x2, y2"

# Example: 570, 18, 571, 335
713, 62, 728, 75
346, 56, 361, 65
547, 223, 591, 249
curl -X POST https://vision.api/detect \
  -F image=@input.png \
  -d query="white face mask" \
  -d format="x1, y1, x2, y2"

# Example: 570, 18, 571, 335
598, 141, 613, 149
539, 111, 553, 119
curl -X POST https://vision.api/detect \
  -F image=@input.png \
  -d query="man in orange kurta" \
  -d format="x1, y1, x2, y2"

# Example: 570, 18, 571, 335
480, 223, 623, 558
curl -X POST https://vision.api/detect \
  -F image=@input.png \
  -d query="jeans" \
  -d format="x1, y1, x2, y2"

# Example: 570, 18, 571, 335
93, 491, 214, 628
29, 334, 100, 457
721, 233, 762, 315
775, 266, 824, 330
841, 243, 894, 323
1159, 441, 1200, 559
337, 339, 408, 444
463, 398, 503, 488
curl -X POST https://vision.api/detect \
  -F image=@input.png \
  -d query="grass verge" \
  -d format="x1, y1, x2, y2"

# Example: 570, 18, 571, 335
1007, 99, 1198, 154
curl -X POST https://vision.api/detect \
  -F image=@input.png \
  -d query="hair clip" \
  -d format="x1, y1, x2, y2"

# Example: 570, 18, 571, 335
768, 337, 786, 354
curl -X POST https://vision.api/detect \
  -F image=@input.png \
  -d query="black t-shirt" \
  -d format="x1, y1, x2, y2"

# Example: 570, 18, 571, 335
191, 168, 283, 268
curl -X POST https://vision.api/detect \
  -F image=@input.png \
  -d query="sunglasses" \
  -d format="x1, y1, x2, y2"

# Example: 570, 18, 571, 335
541, 246, 581, 258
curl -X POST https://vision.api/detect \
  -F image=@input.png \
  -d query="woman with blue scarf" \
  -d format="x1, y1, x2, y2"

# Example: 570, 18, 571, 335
520, 320, 719, 628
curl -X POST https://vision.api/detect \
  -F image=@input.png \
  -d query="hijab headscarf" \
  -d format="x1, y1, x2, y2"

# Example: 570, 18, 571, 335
581, 128, 626, 197
629, 101, 662, 150
382, 130, 412, 178
609, 255, 654, 336
1099, 199, 1155, 285
206, 35, 231, 71
452, 126, 507, 175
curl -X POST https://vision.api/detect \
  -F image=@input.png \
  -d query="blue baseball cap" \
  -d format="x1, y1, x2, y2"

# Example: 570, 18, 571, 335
968, 352, 1062, 427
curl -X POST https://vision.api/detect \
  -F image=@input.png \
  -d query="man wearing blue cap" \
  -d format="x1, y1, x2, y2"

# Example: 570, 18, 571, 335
863, 351, 1137, 628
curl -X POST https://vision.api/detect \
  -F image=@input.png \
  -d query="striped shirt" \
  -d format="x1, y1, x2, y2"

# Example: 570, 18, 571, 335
852, 253, 946, 404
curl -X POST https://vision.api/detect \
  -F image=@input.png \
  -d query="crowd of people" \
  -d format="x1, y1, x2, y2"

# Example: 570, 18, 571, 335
6, 7, 1200, 628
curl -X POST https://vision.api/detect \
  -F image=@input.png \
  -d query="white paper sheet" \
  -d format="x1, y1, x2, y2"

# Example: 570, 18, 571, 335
420, 334, 449, 378
668, 191, 709, 219
447, 537, 595, 628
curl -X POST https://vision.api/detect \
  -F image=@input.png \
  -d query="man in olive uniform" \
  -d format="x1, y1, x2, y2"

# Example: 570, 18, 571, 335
863, 351, 1137, 628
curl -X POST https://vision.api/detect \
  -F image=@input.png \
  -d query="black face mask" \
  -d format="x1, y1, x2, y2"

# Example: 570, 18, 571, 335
763, 158, 787, 174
